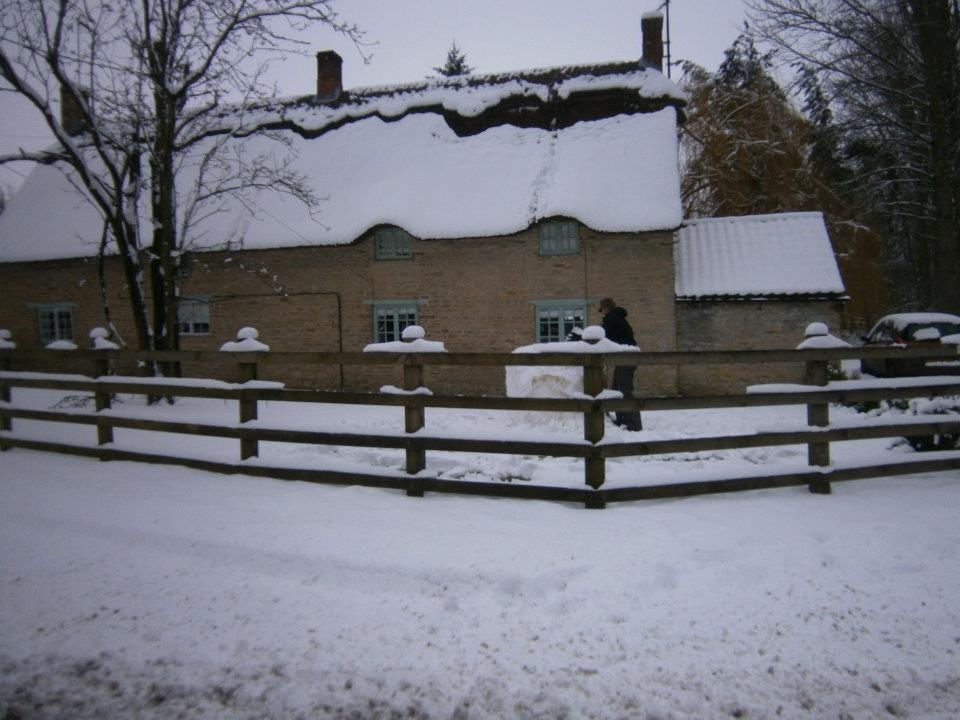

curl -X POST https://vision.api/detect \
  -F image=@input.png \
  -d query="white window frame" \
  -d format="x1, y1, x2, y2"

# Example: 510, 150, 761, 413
375, 227, 412, 260
35, 303, 75, 345
372, 301, 419, 343
538, 220, 580, 256
177, 296, 211, 336
534, 299, 587, 343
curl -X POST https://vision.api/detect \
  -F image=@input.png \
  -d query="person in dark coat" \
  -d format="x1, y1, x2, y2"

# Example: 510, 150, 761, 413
599, 297, 643, 431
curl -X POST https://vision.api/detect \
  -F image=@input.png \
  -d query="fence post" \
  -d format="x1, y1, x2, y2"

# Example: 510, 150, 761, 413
805, 358, 831, 494
582, 356, 606, 498
93, 352, 114, 448
220, 327, 268, 461
238, 361, 259, 460
0, 332, 11, 446
403, 358, 426, 484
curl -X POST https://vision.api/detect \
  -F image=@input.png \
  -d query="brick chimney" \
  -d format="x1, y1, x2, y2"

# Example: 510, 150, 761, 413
641, 12, 664, 72
60, 84, 89, 137
316, 50, 343, 102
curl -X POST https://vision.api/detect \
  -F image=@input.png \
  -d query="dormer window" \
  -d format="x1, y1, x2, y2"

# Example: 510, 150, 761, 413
375, 227, 412, 260
538, 220, 580, 256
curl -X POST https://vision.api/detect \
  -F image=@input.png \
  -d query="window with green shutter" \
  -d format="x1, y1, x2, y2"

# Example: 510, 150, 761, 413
535, 300, 586, 343
373, 302, 418, 343
375, 227, 412, 260
35, 303, 75, 345
538, 220, 580, 256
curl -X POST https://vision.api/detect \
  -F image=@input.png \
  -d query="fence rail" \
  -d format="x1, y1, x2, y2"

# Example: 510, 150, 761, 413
2, 343, 960, 508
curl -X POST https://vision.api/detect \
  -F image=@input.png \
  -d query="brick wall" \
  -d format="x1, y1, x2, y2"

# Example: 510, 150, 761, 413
676, 299, 846, 395
0, 224, 679, 395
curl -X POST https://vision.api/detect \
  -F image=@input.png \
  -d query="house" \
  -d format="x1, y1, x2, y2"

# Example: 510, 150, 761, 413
0, 15, 846, 396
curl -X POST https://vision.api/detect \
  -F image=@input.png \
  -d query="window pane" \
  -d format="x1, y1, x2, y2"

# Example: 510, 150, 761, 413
38, 306, 74, 344
536, 304, 585, 343
178, 299, 210, 336
375, 228, 412, 260
538, 221, 580, 256
375, 304, 418, 342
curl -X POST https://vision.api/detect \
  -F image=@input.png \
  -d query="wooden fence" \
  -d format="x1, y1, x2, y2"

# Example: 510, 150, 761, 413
2, 343, 960, 508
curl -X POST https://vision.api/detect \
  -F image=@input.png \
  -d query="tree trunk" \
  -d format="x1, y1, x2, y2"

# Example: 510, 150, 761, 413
910, 0, 960, 312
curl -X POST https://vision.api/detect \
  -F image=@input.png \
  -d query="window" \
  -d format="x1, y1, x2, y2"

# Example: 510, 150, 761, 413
373, 302, 418, 343
375, 227, 412, 260
177, 297, 211, 336
538, 220, 580, 256
36, 304, 74, 345
535, 300, 586, 343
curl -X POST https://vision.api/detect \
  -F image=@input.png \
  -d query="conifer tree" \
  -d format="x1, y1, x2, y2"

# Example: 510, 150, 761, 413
432, 41, 474, 77
680, 31, 887, 327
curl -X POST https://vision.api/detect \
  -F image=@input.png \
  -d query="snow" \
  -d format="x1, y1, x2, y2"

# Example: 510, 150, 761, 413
0, 78, 683, 262
870, 313, 960, 333
220, 327, 270, 352
1, 385, 959, 718
380, 385, 433, 396
676, 212, 846, 298
44, 340, 79, 350
0, 329, 15, 349
89, 328, 120, 350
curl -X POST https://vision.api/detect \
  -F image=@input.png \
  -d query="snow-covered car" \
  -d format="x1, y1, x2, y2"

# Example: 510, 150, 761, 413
861, 312, 960, 376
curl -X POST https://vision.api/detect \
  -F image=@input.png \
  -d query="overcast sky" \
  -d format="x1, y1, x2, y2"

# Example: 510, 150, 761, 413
0, 0, 748, 191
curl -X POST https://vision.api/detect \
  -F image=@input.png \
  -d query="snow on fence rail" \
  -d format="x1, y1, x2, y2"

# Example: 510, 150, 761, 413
1, 341, 960, 508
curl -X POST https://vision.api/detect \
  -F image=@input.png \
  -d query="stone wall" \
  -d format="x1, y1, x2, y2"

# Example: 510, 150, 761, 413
676, 298, 846, 395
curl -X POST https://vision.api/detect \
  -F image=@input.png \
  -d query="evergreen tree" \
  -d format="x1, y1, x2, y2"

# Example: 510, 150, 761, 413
680, 33, 815, 217
679, 31, 887, 327
433, 41, 474, 77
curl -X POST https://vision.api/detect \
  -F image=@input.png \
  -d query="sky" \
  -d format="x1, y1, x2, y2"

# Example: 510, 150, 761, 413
0, 0, 748, 192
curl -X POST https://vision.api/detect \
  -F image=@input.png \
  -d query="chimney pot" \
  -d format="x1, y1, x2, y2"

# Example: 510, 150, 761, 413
316, 50, 343, 102
641, 12, 664, 72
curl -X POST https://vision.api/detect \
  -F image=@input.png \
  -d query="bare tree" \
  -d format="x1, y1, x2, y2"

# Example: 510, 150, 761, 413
0, 0, 363, 364
748, 0, 960, 312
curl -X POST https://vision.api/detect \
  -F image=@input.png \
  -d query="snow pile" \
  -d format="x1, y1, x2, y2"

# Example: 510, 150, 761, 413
506, 327, 638, 401
89, 327, 120, 350
44, 340, 78, 350
364, 326, 446, 353
796, 322, 851, 350
220, 327, 270, 352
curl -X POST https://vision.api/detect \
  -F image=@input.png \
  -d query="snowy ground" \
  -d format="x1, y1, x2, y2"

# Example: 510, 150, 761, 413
1, 388, 960, 719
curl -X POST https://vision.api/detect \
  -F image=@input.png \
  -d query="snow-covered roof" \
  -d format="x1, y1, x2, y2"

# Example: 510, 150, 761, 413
675, 212, 846, 300
0, 60, 686, 263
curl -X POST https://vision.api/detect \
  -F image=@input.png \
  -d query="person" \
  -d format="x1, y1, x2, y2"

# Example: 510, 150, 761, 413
598, 297, 643, 431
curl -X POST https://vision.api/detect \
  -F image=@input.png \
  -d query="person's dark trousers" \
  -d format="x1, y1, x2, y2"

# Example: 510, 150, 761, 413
612, 365, 643, 431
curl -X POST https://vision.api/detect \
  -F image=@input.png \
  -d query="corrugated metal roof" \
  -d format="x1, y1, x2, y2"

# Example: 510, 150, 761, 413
675, 212, 846, 299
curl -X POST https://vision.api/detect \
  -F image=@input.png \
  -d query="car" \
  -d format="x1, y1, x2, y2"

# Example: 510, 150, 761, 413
861, 312, 960, 376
